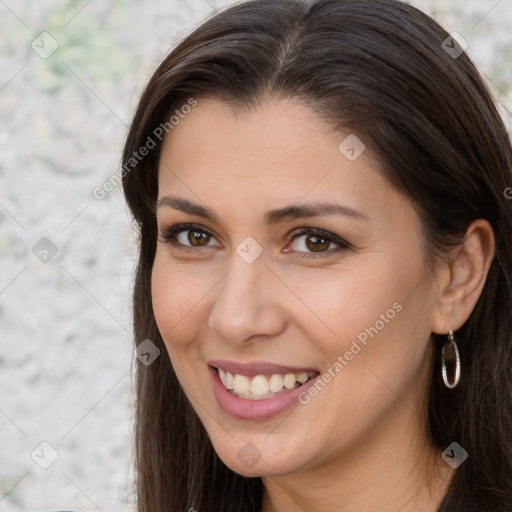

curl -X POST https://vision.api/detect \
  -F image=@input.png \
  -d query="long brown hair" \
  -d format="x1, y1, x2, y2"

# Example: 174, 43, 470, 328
122, 1, 512, 510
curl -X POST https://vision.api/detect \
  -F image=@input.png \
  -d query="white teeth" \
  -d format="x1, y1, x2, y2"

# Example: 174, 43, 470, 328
283, 373, 297, 389
296, 372, 309, 383
216, 367, 316, 399
225, 371, 234, 390
269, 374, 284, 393
233, 374, 251, 394
250, 375, 270, 395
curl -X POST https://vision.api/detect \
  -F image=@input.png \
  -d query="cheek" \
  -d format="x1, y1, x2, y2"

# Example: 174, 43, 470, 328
298, 254, 432, 392
288, 265, 401, 351
151, 252, 207, 352
322, 283, 432, 428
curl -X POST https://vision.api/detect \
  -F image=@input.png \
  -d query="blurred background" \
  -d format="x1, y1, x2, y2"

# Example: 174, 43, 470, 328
0, 0, 510, 510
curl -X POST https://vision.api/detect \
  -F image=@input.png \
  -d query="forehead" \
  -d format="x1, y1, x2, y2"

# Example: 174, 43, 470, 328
159, 97, 379, 181
156, 96, 406, 226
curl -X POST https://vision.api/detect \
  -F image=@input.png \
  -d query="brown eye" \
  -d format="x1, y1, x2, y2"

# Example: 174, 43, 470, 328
187, 230, 210, 246
304, 234, 331, 252
287, 228, 350, 258
159, 224, 222, 249
290, 233, 335, 253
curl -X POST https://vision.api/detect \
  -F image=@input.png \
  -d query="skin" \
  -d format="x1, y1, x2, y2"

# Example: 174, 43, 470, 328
152, 96, 495, 511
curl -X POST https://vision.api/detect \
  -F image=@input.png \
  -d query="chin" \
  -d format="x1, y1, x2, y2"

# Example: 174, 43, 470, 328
210, 435, 306, 478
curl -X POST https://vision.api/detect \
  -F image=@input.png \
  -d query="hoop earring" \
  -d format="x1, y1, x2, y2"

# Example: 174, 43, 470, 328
442, 329, 460, 389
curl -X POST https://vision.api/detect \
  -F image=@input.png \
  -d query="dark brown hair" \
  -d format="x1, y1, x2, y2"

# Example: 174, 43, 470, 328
122, 1, 512, 510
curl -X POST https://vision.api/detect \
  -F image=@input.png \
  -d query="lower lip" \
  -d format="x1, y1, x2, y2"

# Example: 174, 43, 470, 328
208, 365, 320, 420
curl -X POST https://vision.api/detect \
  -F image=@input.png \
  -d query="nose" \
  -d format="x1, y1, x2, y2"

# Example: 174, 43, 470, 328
207, 251, 287, 346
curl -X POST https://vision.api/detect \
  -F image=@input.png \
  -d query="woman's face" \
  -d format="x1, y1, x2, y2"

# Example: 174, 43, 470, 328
152, 97, 440, 477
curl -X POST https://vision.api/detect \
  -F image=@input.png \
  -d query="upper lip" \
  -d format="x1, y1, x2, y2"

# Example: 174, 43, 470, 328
208, 360, 319, 377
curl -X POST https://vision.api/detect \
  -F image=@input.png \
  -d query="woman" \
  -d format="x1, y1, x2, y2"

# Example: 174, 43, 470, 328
121, 0, 512, 510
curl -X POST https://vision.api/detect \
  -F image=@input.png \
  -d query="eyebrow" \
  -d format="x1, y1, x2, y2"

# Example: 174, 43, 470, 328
154, 195, 370, 225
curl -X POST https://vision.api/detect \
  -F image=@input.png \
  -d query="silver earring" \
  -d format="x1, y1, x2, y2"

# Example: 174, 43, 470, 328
442, 329, 460, 389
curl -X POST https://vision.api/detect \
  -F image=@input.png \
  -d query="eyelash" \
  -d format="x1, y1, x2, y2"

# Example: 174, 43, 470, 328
158, 223, 351, 258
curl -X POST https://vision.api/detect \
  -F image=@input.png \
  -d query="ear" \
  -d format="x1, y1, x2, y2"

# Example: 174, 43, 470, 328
430, 219, 495, 334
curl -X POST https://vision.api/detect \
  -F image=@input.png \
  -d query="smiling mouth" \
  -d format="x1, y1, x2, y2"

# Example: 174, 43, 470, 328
213, 366, 319, 400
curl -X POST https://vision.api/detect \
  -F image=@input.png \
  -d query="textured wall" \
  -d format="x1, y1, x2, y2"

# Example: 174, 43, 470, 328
0, 1, 510, 510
